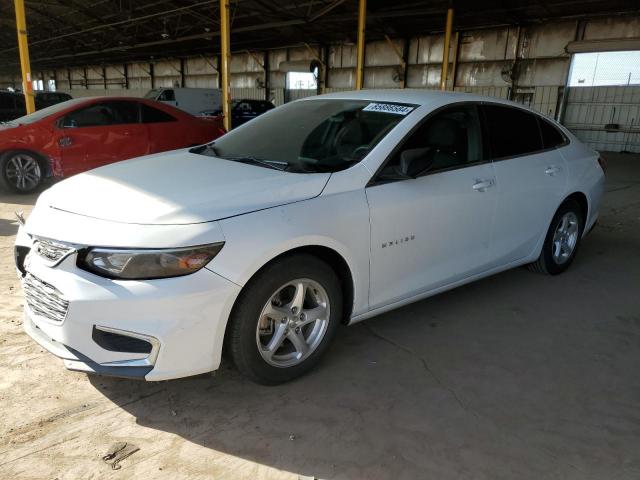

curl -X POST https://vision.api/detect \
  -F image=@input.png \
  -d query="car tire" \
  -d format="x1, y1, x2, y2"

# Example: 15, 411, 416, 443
226, 254, 343, 385
528, 199, 585, 275
0, 150, 45, 194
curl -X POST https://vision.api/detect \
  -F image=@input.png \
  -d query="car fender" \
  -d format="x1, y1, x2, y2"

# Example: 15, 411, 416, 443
0, 124, 59, 175
210, 189, 371, 320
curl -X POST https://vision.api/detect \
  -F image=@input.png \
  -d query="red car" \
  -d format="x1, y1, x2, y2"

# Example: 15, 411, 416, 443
0, 97, 225, 193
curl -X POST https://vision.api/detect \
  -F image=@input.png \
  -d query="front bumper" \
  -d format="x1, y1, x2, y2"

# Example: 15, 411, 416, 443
19, 241, 241, 381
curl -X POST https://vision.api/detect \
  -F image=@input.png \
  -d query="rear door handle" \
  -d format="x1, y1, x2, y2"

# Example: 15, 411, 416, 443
545, 166, 562, 176
472, 179, 494, 192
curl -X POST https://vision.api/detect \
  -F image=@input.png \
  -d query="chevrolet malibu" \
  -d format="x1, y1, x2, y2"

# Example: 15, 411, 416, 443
15, 90, 605, 384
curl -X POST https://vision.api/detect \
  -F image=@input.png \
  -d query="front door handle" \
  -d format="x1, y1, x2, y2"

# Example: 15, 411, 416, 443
545, 166, 562, 176
58, 136, 72, 147
472, 179, 494, 192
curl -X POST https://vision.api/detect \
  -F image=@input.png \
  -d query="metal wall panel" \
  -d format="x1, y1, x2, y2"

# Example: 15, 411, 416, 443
455, 61, 510, 87
532, 86, 560, 117
523, 21, 575, 59
458, 28, 514, 62
288, 89, 317, 101
564, 86, 640, 152
58, 88, 147, 98
230, 87, 265, 100
453, 86, 510, 98
406, 64, 441, 88
583, 17, 640, 40
365, 39, 404, 66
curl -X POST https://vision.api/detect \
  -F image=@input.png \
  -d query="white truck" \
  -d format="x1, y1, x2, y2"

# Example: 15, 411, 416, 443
144, 88, 222, 116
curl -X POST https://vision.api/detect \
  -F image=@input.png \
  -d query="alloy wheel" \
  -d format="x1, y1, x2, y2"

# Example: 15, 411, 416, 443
5, 154, 42, 192
256, 278, 330, 368
551, 211, 579, 265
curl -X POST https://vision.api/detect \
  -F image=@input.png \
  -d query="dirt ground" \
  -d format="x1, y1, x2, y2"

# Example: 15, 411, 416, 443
1, 153, 639, 480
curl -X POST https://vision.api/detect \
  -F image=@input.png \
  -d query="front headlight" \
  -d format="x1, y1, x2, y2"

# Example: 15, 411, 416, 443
78, 243, 224, 280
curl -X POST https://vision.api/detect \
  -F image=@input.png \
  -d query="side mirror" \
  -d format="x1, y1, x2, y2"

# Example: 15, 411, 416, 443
399, 147, 433, 178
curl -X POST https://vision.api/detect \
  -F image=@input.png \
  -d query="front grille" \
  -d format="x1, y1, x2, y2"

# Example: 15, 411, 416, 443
33, 237, 76, 265
23, 273, 69, 323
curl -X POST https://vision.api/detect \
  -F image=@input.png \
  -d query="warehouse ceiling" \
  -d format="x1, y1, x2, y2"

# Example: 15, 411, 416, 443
0, 0, 638, 70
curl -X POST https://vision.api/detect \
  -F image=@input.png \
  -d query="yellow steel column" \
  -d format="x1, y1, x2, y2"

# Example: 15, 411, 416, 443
439, 7, 454, 91
219, 0, 231, 131
355, 0, 366, 90
14, 0, 35, 114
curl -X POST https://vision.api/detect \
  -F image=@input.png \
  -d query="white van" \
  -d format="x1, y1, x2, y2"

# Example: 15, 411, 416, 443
144, 88, 222, 116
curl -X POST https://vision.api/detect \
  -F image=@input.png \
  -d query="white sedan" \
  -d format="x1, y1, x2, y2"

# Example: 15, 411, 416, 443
15, 90, 605, 384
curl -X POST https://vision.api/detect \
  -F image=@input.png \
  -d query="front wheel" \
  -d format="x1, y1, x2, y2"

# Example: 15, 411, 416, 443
0, 150, 44, 194
528, 199, 584, 275
226, 254, 342, 384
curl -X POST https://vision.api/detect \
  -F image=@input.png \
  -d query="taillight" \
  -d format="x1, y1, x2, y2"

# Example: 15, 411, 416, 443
597, 155, 607, 174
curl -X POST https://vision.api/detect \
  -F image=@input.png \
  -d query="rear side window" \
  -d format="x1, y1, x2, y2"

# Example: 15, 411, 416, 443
62, 101, 138, 127
62, 104, 113, 127
141, 104, 176, 123
538, 118, 566, 149
481, 105, 543, 159
109, 101, 139, 124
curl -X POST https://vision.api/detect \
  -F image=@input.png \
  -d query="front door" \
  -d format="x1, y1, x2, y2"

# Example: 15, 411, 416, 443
366, 104, 497, 309
58, 101, 148, 175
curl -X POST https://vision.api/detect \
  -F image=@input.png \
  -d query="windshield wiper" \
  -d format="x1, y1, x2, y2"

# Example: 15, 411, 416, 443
223, 156, 289, 171
192, 144, 288, 171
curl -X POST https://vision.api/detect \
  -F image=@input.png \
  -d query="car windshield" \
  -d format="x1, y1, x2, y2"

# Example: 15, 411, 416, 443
193, 99, 415, 173
144, 89, 161, 99
11, 98, 84, 125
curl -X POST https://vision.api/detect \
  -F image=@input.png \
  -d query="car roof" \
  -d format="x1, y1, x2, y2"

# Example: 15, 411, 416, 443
301, 89, 533, 111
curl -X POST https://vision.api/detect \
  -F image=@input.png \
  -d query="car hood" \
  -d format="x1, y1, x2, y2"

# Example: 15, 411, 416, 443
42, 150, 331, 225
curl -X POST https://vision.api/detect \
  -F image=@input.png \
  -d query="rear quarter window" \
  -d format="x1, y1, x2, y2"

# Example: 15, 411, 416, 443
141, 103, 177, 123
538, 117, 567, 149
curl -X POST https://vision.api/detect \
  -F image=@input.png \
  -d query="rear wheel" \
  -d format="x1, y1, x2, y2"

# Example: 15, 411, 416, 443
226, 254, 342, 384
0, 150, 44, 194
528, 199, 584, 275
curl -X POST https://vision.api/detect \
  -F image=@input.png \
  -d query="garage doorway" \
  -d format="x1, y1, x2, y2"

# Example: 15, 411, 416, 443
563, 50, 640, 152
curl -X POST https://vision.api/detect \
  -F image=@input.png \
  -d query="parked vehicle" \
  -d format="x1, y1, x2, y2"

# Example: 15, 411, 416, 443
201, 99, 276, 127
35, 91, 73, 110
0, 91, 25, 122
0, 96, 225, 193
16, 90, 604, 384
1, 91, 74, 123
145, 87, 222, 116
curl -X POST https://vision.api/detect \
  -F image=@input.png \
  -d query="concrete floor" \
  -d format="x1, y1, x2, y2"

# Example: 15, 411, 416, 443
0, 153, 639, 480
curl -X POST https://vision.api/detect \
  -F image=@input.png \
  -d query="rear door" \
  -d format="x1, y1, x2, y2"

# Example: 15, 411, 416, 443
58, 101, 148, 175
481, 104, 568, 266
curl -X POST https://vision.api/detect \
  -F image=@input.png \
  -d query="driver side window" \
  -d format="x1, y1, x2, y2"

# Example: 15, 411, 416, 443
380, 104, 484, 180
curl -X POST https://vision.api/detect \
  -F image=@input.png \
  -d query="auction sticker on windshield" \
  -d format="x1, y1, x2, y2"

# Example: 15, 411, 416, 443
362, 103, 414, 115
